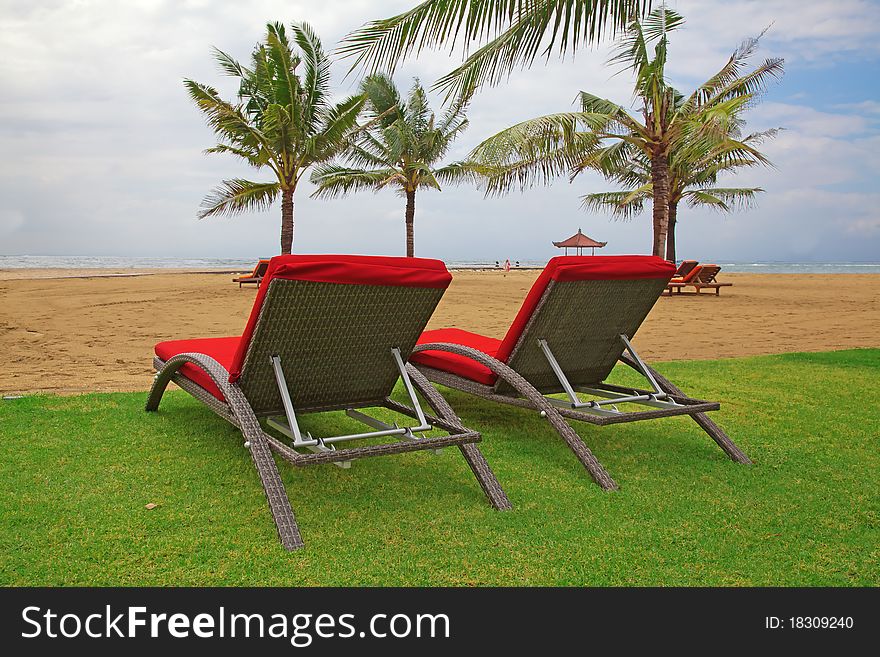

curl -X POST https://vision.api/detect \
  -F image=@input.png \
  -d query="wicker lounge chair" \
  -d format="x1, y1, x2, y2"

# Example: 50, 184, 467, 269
232, 258, 270, 287
147, 254, 511, 550
666, 264, 733, 295
410, 255, 750, 491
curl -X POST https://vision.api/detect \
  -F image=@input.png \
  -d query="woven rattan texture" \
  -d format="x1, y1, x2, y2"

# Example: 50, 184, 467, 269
414, 362, 719, 425
412, 343, 618, 490
148, 351, 513, 549
147, 352, 304, 550
499, 277, 669, 395
238, 279, 444, 415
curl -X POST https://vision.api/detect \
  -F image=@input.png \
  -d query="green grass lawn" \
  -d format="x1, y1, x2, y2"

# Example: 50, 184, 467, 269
1, 349, 877, 586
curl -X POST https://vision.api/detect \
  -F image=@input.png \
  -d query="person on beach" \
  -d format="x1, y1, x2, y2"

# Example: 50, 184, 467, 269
503, 259, 511, 276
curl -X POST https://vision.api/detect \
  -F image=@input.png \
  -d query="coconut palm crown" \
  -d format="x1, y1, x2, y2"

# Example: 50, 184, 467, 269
470, 8, 783, 256
310, 74, 476, 257
185, 21, 366, 254
582, 123, 781, 261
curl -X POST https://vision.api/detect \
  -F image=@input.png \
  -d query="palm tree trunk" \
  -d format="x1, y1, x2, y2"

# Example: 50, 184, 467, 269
665, 201, 677, 262
280, 187, 294, 255
650, 151, 670, 257
405, 188, 415, 258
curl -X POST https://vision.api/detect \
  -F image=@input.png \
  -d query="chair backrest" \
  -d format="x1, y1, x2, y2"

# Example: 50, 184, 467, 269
674, 260, 698, 278
695, 265, 720, 284
229, 255, 452, 415
252, 259, 271, 278
494, 255, 675, 394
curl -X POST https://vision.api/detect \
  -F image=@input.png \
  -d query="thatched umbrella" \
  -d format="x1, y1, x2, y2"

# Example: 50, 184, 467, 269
552, 228, 607, 255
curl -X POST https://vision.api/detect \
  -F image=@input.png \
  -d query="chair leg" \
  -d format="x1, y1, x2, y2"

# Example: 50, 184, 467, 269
238, 415, 304, 550
145, 370, 170, 412
538, 402, 619, 490
203, 375, 306, 550
147, 354, 305, 550
459, 444, 513, 511
621, 355, 752, 465
406, 364, 512, 510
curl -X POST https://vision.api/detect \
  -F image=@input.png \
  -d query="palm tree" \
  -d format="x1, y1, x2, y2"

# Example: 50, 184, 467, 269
470, 9, 783, 256
339, 1, 649, 101
582, 126, 782, 261
185, 22, 366, 254
310, 74, 476, 257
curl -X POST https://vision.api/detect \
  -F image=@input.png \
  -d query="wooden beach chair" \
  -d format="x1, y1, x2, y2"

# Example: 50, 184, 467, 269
147, 254, 511, 550
666, 264, 733, 295
409, 255, 750, 491
232, 258, 270, 287
672, 259, 699, 280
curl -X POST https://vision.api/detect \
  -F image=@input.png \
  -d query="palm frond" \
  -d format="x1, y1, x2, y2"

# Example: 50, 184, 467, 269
291, 21, 332, 132
198, 179, 280, 218
470, 111, 631, 194
346, 140, 393, 169
184, 79, 278, 174
263, 22, 299, 111
309, 165, 395, 198
340, 1, 648, 101
212, 47, 250, 80
577, 92, 644, 134
681, 27, 783, 113
609, 6, 683, 73
580, 188, 650, 220
203, 143, 267, 167
312, 94, 368, 160
433, 160, 490, 186
683, 186, 764, 211
361, 73, 403, 127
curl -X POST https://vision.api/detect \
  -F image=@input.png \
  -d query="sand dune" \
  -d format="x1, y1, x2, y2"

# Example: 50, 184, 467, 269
1, 269, 878, 395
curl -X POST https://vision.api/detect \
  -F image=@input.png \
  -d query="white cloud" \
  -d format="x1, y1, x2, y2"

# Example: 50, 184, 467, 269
748, 102, 873, 138
667, 0, 880, 70
833, 100, 880, 115
0, 0, 878, 262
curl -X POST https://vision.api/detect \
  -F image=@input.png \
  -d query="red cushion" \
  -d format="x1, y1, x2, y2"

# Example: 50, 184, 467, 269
412, 328, 502, 385
495, 255, 675, 361
228, 254, 452, 383
154, 336, 241, 401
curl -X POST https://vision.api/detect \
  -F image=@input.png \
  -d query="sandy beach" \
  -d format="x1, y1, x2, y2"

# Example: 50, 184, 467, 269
1, 269, 878, 395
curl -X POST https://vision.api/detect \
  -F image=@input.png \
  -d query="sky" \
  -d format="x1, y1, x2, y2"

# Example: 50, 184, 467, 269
1, 0, 879, 263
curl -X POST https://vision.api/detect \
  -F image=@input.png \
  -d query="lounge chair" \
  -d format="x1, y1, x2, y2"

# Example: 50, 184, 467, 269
232, 259, 270, 287
663, 260, 701, 295
672, 259, 699, 280
409, 255, 750, 491
666, 264, 733, 295
147, 254, 511, 550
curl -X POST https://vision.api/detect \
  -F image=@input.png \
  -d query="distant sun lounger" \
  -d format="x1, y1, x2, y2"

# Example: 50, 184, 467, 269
147, 254, 510, 550
232, 258, 270, 287
672, 259, 699, 280
666, 264, 733, 295
409, 255, 750, 491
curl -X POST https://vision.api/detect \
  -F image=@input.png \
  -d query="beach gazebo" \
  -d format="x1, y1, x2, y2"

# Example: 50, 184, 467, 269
552, 228, 607, 255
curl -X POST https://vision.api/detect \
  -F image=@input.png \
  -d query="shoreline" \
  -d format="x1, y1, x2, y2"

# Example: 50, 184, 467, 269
0, 267, 549, 281
3, 266, 879, 281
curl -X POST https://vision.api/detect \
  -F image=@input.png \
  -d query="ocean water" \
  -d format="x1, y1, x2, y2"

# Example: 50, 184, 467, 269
1, 255, 879, 274
0, 255, 255, 270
